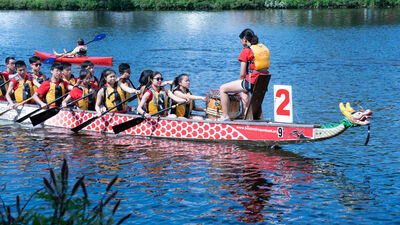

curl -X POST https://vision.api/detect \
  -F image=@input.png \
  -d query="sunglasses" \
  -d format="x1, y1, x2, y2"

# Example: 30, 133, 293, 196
34, 63, 42, 67
154, 77, 163, 81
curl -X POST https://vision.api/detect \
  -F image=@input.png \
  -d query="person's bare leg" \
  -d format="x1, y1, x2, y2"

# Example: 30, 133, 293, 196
219, 80, 243, 119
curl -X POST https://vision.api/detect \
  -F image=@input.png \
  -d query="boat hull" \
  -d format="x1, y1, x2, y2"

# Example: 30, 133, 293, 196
0, 101, 347, 146
34, 50, 113, 66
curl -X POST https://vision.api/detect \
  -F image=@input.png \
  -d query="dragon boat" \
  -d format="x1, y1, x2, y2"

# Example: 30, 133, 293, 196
0, 100, 372, 147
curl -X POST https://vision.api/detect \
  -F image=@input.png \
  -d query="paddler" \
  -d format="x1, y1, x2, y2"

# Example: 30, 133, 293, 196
136, 71, 186, 119
95, 68, 129, 115
118, 63, 135, 111
0, 57, 16, 100
5, 61, 35, 108
28, 56, 47, 92
62, 69, 97, 110
81, 60, 99, 88
53, 38, 87, 57
219, 28, 270, 121
61, 62, 77, 86
170, 74, 207, 120
32, 63, 74, 109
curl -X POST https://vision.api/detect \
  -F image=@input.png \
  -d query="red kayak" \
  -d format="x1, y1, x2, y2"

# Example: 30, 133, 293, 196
35, 50, 113, 66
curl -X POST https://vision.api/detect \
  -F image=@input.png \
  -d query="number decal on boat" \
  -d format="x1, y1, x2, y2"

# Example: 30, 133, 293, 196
277, 127, 284, 138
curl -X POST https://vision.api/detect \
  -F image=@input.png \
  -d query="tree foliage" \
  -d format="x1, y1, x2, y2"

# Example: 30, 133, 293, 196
0, 0, 398, 10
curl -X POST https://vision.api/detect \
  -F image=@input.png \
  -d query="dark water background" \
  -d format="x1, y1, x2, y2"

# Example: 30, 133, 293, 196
0, 9, 399, 224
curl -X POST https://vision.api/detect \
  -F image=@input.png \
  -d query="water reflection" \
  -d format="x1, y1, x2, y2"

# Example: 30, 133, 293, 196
0, 125, 317, 223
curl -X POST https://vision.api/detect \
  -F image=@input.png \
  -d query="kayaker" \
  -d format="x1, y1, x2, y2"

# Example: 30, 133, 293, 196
136, 71, 186, 119
53, 38, 87, 57
28, 56, 46, 92
62, 69, 97, 110
219, 28, 270, 121
95, 68, 127, 116
5, 60, 35, 108
32, 63, 73, 109
170, 74, 207, 120
61, 62, 77, 86
81, 60, 99, 88
0, 56, 16, 100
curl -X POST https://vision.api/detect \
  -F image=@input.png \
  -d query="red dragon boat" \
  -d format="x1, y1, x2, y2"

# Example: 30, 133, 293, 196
0, 100, 372, 147
34, 50, 113, 66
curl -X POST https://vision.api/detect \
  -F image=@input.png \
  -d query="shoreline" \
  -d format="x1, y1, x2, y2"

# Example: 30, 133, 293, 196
0, 0, 398, 11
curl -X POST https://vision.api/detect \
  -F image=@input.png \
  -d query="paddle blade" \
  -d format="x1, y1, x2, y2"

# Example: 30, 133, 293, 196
16, 108, 41, 123
112, 117, 145, 134
93, 33, 106, 41
71, 116, 99, 133
30, 107, 61, 126
43, 58, 56, 64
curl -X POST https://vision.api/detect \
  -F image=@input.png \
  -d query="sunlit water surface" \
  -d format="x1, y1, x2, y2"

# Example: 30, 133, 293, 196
0, 9, 399, 224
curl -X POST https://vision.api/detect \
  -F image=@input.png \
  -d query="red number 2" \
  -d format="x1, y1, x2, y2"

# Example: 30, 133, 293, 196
276, 89, 290, 116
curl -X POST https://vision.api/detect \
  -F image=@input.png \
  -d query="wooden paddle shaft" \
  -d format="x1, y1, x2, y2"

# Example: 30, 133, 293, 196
0, 96, 33, 116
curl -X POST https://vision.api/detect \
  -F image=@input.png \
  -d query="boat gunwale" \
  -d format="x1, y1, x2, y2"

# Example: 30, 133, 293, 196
0, 100, 321, 128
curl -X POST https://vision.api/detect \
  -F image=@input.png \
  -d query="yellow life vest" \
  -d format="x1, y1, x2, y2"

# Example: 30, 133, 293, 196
0, 73, 8, 97
64, 77, 76, 86
103, 85, 126, 112
45, 81, 67, 107
30, 71, 46, 92
171, 88, 193, 118
75, 45, 87, 57
249, 43, 270, 72
146, 87, 168, 115
76, 85, 96, 110
14, 76, 34, 103
121, 81, 131, 109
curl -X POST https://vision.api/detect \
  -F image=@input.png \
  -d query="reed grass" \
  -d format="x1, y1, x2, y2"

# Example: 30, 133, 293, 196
0, 0, 398, 10
0, 158, 131, 225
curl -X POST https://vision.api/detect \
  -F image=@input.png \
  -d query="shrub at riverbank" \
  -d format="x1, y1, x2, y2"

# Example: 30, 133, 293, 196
0, 0, 399, 10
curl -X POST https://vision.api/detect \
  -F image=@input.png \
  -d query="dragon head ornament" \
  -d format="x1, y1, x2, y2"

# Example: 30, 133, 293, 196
339, 102, 372, 125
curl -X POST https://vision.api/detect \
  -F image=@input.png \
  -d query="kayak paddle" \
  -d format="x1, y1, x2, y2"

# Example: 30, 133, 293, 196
29, 92, 95, 126
43, 33, 107, 64
112, 102, 185, 134
71, 94, 137, 133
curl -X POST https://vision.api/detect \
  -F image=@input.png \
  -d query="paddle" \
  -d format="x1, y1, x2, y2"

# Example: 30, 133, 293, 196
71, 94, 138, 133
29, 92, 95, 126
0, 73, 17, 88
16, 90, 73, 123
43, 33, 107, 64
0, 97, 34, 117
112, 102, 185, 134
0, 79, 11, 89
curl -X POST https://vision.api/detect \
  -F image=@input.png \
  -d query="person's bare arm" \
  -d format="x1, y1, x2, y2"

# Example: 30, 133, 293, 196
33, 92, 47, 109
240, 61, 247, 80
119, 82, 139, 94
95, 90, 105, 116
5, 82, 15, 108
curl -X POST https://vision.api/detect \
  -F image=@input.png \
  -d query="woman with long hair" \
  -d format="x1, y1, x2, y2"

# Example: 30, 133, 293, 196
136, 71, 186, 119
219, 28, 270, 121
95, 68, 127, 116
170, 73, 206, 120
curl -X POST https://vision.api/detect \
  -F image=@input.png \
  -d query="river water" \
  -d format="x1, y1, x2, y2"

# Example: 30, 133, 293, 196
0, 9, 399, 224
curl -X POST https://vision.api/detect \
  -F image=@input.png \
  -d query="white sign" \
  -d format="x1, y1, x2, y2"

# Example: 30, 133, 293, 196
274, 85, 293, 123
